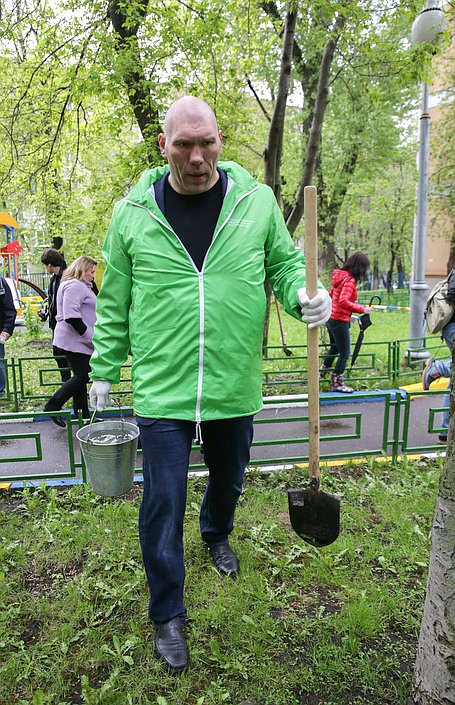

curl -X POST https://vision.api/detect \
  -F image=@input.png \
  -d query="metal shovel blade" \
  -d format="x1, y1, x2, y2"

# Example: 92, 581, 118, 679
287, 481, 340, 547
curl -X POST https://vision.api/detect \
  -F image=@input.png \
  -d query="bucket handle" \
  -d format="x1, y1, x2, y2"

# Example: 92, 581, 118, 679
113, 396, 127, 436
85, 396, 129, 446
84, 408, 98, 446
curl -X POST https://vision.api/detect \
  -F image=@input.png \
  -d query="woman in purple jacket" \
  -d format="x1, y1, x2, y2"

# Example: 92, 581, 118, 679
43, 256, 97, 427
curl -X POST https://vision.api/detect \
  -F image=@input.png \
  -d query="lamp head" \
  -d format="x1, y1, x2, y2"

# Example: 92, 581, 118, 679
411, 1, 447, 47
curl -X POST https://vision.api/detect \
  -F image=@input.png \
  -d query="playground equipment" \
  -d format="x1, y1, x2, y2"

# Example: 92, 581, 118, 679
0, 213, 47, 325
0, 213, 24, 323
0, 212, 22, 281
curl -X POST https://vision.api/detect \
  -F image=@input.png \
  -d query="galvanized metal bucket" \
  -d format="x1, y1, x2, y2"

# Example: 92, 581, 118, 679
76, 420, 140, 497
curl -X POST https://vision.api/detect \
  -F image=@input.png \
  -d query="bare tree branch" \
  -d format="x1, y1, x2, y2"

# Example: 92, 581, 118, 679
246, 78, 271, 122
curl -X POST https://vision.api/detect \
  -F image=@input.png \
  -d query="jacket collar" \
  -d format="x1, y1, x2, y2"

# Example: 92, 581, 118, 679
125, 161, 257, 212
151, 168, 229, 214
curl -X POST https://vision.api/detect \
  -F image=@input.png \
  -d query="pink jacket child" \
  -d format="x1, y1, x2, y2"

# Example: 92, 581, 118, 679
53, 279, 97, 355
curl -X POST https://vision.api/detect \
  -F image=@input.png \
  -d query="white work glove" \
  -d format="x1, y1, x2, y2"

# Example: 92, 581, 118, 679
89, 381, 112, 411
297, 287, 332, 328
0, 332, 10, 344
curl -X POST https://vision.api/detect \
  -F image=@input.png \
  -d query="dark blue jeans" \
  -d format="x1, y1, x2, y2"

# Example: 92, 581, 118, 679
137, 415, 254, 625
323, 318, 351, 375
0, 342, 5, 394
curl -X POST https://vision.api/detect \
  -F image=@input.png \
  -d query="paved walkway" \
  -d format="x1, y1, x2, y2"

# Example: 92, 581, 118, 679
0, 384, 448, 486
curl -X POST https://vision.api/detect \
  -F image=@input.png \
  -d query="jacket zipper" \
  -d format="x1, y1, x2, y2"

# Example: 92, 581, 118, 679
125, 185, 258, 435
194, 271, 204, 443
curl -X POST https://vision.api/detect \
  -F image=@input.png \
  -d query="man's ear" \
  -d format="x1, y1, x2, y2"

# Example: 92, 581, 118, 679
158, 133, 167, 158
218, 130, 223, 144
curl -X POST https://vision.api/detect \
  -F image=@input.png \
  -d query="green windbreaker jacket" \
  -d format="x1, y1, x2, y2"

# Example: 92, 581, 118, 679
90, 161, 308, 421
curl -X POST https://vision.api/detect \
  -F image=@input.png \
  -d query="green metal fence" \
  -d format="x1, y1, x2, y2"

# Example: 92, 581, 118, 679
1, 390, 448, 485
262, 334, 445, 392
357, 290, 410, 307
0, 336, 447, 410
0, 409, 79, 482
1, 346, 450, 485
1, 355, 133, 411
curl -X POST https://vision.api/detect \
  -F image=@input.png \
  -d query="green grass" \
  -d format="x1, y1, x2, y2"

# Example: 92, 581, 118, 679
0, 457, 441, 705
267, 307, 412, 348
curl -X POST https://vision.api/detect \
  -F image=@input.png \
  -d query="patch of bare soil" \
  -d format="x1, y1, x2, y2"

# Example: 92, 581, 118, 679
270, 584, 342, 621
23, 557, 84, 597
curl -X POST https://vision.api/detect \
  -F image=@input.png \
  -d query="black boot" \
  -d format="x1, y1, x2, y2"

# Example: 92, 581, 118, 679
43, 404, 66, 428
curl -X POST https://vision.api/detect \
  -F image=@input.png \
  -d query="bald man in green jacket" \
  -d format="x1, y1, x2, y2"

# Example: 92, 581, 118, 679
90, 96, 331, 672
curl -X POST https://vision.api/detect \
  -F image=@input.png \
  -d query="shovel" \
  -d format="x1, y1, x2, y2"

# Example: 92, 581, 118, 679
287, 185, 340, 547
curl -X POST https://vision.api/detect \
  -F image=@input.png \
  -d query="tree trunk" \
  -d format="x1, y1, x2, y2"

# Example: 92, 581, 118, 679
286, 12, 346, 236
409, 349, 455, 704
397, 256, 405, 289
316, 140, 360, 274
264, 1, 297, 198
262, 2, 297, 351
319, 236, 336, 277
107, 0, 161, 162
386, 250, 395, 294
372, 260, 379, 290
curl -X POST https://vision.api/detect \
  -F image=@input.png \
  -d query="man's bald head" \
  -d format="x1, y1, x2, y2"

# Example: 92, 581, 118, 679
162, 96, 219, 137
158, 96, 223, 195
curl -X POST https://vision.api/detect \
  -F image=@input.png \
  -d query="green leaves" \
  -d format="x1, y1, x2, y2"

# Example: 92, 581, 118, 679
0, 0, 431, 269
100, 634, 139, 665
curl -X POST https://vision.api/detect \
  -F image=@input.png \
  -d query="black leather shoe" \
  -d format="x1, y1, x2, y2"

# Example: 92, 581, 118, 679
154, 618, 189, 673
207, 540, 239, 577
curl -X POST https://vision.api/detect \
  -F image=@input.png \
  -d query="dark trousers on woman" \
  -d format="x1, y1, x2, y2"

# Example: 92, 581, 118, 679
137, 415, 254, 625
323, 318, 351, 375
44, 350, 91, 418
52, 344, 71, 383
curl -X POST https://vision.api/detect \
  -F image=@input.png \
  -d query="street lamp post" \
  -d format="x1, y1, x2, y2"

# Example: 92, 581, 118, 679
407, 0, 447, 361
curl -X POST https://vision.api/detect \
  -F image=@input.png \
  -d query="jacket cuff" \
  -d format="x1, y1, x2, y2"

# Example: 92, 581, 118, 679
65, 317, 87, 336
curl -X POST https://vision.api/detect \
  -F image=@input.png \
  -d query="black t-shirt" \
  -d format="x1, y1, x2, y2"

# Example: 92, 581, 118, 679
163, 175, 223, 271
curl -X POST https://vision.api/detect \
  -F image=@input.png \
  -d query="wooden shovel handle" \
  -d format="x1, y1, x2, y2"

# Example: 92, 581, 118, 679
304, 186, 320, 481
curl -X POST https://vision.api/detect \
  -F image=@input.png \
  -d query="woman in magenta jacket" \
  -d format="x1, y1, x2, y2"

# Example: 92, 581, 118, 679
43, 255, 97, 426
322, 252, 371, 393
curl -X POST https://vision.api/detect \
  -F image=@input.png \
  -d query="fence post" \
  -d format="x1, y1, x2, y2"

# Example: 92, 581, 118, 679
391, 393, 403, 463
11, 357, 19, 412
392, 340, 399, 388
